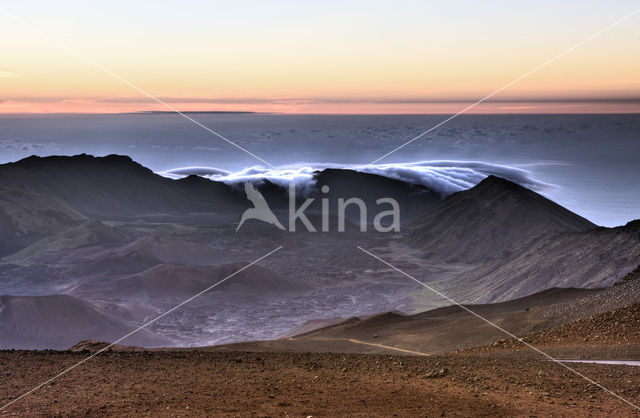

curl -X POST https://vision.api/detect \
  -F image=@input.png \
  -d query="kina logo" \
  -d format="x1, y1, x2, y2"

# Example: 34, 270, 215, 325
236, 183, 285, 232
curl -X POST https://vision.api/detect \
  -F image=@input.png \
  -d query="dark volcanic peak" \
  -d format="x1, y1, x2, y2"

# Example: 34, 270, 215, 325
0, 153, 244, 218
620, 219, 640, 235
8, 153, 150, 174
404, 175, 596, 263
314, 168, 437, 193
477, 174, 527, 189
310, 168, 441, 221
20, 153, 131, 163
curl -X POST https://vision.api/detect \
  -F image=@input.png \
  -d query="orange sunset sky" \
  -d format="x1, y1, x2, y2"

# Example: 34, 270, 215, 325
1, 1, 639, 114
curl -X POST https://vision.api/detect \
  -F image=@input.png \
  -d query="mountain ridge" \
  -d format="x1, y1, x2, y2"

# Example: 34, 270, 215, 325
403, 175, 596, 263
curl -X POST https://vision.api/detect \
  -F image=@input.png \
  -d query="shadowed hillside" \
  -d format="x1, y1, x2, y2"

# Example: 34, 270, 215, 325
0, 294, 171, 349
413, 220, 640, 307
403, 176, 596, 263
0, 154, 245, 218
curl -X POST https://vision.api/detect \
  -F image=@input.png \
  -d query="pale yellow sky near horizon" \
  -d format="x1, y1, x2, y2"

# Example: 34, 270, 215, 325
1, 1, 639, 113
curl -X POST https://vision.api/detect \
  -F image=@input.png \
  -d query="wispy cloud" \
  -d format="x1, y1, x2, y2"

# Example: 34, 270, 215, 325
0, 139, 60, 152
194, 146, 223, 152
160, 160, 555, 197
0, 71, 21, 78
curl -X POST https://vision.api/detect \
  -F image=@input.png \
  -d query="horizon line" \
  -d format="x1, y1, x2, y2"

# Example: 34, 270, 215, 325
2, 110, 640, 116
3, 97, 640, 116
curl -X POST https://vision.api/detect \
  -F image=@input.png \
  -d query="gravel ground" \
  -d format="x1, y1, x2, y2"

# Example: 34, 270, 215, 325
1, 347, 639, 417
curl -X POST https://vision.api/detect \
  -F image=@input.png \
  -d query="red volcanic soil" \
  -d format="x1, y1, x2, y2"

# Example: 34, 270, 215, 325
1, 347, 640, 416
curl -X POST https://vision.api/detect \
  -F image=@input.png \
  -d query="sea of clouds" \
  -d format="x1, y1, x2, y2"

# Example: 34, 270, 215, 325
159, 160, 553, 197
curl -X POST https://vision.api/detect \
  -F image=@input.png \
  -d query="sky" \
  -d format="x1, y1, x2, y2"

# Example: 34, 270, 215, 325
1, 1, 640, 114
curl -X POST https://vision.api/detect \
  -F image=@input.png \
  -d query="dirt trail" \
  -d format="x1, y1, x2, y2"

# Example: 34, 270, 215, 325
321, 337, 431, 356
285, 336, 432, 356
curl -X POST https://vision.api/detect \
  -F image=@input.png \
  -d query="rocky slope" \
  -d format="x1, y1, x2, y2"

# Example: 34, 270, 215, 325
403, 175, 596, 263
417, 220, 640, 305
0, 294, 171, 349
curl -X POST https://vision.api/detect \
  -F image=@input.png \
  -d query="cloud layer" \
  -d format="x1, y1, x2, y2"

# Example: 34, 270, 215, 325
160, 160, 554, 196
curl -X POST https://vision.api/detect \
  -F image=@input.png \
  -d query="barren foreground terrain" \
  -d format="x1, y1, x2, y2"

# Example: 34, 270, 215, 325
1, 346, 639, 417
